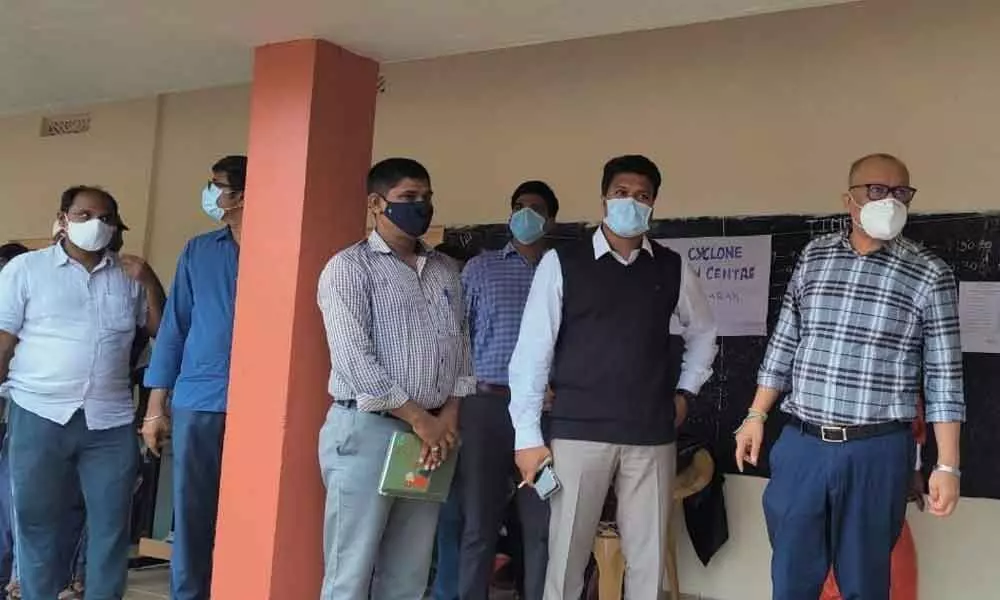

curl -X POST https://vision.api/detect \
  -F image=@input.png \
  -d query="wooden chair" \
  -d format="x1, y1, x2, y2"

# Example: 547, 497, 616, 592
590, 449, 715, 600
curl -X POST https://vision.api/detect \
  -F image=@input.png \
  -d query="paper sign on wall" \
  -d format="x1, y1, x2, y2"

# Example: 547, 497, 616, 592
959, 281, 1000, 354
656, 235, 772, 337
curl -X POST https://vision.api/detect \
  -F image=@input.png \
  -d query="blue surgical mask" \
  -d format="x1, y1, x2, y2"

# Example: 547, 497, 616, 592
201, 184, 226, 222
604, 197, 652, 238
509, 207, 546, 245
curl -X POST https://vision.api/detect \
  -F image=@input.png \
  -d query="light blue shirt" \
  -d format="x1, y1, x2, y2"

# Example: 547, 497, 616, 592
0, 244, 147, 430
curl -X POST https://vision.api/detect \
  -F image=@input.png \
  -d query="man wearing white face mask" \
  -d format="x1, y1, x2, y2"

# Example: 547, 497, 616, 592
0, 186, 163, 599
142, 155, 246, 600
509, 155, 718, 600
735, 153, 965, 599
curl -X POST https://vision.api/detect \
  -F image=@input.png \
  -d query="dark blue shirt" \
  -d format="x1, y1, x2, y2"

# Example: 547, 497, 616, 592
144, 228, 238, 412
461, 243, 536, 385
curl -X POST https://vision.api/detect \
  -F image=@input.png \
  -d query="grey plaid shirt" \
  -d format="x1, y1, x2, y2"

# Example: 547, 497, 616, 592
758, 232, 965, 425
318, 231, 476, 412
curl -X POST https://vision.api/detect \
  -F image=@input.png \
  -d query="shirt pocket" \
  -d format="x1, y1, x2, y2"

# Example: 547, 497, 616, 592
433, 285, 462, 337
100, 295, 136, 333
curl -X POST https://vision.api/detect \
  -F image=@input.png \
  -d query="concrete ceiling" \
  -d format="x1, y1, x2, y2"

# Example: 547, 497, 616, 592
1, 0, 858, 116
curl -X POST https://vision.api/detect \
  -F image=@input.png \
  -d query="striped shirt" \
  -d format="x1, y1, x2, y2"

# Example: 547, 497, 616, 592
758, 232, 964, 425
461, 243, 536, 385
318, 230, 476, 412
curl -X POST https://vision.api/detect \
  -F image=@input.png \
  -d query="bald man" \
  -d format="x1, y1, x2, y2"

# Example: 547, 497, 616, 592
734, 154, 964, 599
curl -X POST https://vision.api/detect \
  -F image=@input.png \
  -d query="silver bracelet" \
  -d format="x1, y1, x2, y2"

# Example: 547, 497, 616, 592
143, 414, 165, 423
934, 463, 961, 478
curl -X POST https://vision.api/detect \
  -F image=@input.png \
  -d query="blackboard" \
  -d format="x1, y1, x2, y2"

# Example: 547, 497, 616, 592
443, 213, 1000, 500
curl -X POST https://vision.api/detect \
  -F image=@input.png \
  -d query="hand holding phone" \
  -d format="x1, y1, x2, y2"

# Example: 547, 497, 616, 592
531, 457, 561, 501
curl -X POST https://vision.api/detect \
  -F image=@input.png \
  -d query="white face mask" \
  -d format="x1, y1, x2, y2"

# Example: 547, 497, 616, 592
857, 197, 908, 241
66, 218, 115, 252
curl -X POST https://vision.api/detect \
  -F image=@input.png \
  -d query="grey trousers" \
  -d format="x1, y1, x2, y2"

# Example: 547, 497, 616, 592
319, 404, 441, 600
544, 439, 676, 600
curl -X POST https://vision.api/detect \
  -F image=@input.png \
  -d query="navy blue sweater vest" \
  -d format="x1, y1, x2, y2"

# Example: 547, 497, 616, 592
549, 237, 683, 445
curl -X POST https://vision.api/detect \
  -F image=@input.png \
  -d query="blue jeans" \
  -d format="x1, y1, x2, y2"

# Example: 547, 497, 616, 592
7, 404, 138, 600
763, 425, 912, 600
0, 431, 12, 589
171, 409, 226, 600
432, 490, 463, 600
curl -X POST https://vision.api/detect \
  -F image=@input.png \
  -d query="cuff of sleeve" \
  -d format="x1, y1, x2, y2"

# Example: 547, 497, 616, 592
924, 407, 966, 424
677, 371, 708, 396
142, 370, 178, 390
757, 372, 791, 392
452, 376, 477, 398
358, 385, 411, 412
514, 422, 545, 451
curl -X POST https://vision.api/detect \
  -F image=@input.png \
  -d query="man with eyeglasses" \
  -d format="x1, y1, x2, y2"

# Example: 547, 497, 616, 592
142, 155, 246, 600
735, 153, 964, 599
0, 186, 164, 599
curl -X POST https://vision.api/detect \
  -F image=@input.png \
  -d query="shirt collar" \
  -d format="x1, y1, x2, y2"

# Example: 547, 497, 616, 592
52, 242, 114, 270
591, 227, 653, 260
501, 242, 519, 258
214, 227, 234, 242
367, 229, 432, 256
838, 227, 902, 257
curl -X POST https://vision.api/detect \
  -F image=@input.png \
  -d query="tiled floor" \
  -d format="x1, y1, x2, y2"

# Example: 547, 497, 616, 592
121, 568, 703, 599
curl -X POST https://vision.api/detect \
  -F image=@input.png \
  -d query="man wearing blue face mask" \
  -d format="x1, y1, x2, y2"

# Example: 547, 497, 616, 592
317, 157, 476, 600
440, 180, 559, 600
509, 155, 718, 600
142, 155, 246, 600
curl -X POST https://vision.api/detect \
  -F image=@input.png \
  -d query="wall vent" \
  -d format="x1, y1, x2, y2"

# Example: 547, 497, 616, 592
40, 113, 91, 137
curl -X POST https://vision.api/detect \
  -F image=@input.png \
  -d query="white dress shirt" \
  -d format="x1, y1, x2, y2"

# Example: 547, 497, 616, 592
508, 228, 718, 450
0, 245, 147, 429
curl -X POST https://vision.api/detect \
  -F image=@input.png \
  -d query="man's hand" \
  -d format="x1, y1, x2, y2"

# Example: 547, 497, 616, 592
734, 417, 765, 472
674, 393, 688, 428
141, 415, 171, 458
412, 412, 450, 469
515, 445, 552, 487
927, 469, 960, 517
120, 254, 155, 286
440, 399, 460, 449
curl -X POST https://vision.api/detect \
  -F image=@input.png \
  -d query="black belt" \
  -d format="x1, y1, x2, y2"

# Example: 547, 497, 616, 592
477, 383, 510, 398
788, 416, 910, 443
334, 399, 441, 417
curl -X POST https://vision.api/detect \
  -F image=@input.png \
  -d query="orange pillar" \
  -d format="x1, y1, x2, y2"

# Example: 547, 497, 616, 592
211, 39, 378, 599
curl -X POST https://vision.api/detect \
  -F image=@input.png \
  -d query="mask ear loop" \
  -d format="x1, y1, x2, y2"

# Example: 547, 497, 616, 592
845, 190, 866, 234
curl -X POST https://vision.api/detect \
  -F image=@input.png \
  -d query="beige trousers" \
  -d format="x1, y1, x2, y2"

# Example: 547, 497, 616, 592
544, 439, 676, 600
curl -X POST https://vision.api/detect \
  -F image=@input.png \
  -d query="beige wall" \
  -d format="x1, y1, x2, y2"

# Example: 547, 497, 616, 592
375, 0, 1000, 224
0, 97, 159, 255
1, 0, 999, 597
144, 85, 250, 276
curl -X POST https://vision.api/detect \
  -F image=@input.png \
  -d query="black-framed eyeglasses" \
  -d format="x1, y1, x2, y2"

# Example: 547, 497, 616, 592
849, 183, 917, 205
65, 210, 117, 224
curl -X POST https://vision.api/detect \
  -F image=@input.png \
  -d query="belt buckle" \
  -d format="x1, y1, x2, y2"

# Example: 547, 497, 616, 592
820, 425, 847, 443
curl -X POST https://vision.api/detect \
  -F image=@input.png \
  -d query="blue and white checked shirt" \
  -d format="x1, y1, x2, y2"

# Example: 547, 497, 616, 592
758, 232, 965, 425
318, 231, 476, 412
461, 243, 536, 385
